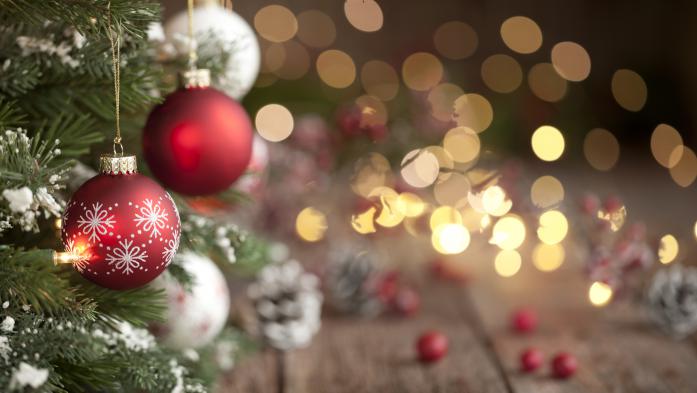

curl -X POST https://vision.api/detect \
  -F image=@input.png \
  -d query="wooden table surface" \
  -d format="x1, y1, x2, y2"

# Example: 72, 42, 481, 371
219, 256, 697, 393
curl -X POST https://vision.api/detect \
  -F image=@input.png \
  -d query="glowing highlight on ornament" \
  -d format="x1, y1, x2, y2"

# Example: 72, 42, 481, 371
588, 281, 613, 307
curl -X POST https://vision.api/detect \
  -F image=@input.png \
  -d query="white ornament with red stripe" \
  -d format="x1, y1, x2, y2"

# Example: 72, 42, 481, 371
151, 252, 230, 349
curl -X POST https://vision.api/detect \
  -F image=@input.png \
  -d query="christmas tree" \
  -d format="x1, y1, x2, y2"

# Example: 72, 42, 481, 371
0, 1, 266, 391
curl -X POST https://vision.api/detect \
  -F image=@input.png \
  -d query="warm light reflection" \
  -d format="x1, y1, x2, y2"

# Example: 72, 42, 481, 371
651, 124, 684, 169
396, 193, 426, 218
296, 207, 327, 242
434, 21, 478, 59
532, 243, 565, 271
597, 205, 627, 232
500, 16, 543, 54
658, 234, 679, 264
589, 281, 613, 307
344, 0, 383, 32
494, 250, 522, 277
528, 63, 567, 102
317, 49, 356, 88
530, 175, 564, 208
401, 149, 440, 188
584, 128, 620, 171
351, 206, 377, 234
481, 54, 523, 93
669, 146, 697, 187
428, 83, 464, 122
490, 215, 526, 250
296, 10, 336, 48
443, 126, 480, 163
402, 52, 443, 91
254, 5, 298, 43
361, 60, 399, 101
531, 125, 565, 162
537, 210, 568, 245
432, 223, 470, 254
375, 192, 404, 228
434, 173, 470, 207
430, 206, 463, 230
452, 94, 493, 133
255, 104, 294, 142
551, 41, 591, 82
612, 69, 647, 112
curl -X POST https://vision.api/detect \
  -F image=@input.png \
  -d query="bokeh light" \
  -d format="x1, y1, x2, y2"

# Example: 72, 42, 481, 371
584, 128, 620, 171
651, 123, 683, 168
443, 126, 480, 163
658, 234, 679, 264
500, 16, 543, 54
434, 21, 478, 59
375, 191, 404, 228
296, 10, 336, 48
481, 54, 523, 93
402, 52, 443, 91
351, 206, 377, 234
351, 153, 390, 197
532, 243, 565, 271
395, 193, 426, 218
401, 149, 440, 188
611, 69, 647, 112
430, 206, 463, 230
588, 281, 613, 307
361, 60, 400, 101
255, 104, 294, 142
355, 95, 388, 127
551, 41, 591, 82
428, 83, 464, 122
433, 172, 470, 207
453, 94, 494, 133
426, 146, 455, 182
537, 210, 568, 245
254, 5, 298, 43
432, 223, 470, 254
528, 63, 568, 102
531, 125, 565, 161
530, 175, 565, 208
494, 250, 522, 277
344, 0, 383, 32
669, 146, 697, 187
316, 49, 356, 88
274, 40, 310, 80
490, 215, 526, 250
296, 207, 327, 242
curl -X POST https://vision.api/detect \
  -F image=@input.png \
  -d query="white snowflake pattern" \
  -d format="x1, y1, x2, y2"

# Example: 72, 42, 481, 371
77, 202, 115, 243
162, 229, 180, 266
105, 239, 147, 275
134, 199, 168, 238
65, 238, 89, 273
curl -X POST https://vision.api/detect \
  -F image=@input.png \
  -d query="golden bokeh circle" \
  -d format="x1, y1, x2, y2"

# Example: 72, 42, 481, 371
295, 207, 327, 242
254, 5, 298, 43
532, 243, 565, 272
434, 21, 478, 59
402, 52, 444, 91
428, 83, 464, 122
611, 69, 647, 112
531, 125, 565, 161
255, 103, 294, 142
453, 94, 494, 133
494, 250, 522, 277
500, 16, 543, 54
481, 54, 523, 94
530, 175, 564, 208
443, 126, 481, 163
584, 128, 620, 171
528, 63, 568, 102
669, 146, 697, 187
344, 0, 384, 32
361, 60, 400, 101
316, 49, 356, 88
551, 41, 591, 82
651, 123, 683, 168
296, 10, 336, 48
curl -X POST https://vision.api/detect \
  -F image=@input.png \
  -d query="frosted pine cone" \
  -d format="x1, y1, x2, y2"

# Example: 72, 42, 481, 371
248, 260, 322, 350
647, 265, 697, 339
325, 249, 383, 317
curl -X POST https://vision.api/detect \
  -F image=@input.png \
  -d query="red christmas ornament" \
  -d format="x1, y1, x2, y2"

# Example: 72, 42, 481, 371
551, 352, 578, 379
392, 287, 420, 317
61, 155, 181, 290
520, 348, 544, 372
143, 69, 253, 196
416, 330, 448, 363
511, 308, 538, 333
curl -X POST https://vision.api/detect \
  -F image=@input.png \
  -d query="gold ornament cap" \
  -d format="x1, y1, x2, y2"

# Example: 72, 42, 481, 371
100, 154, 137, 175
179, 68, 211, 89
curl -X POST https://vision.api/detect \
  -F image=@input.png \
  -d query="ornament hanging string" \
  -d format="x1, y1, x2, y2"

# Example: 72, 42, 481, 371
106, 2, 123, 156
187, 0, 198, 69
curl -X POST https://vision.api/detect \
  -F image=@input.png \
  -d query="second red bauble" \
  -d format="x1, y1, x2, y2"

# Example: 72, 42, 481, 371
143, 85, 253, 196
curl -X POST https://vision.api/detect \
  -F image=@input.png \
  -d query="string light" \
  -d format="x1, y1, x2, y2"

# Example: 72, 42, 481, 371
588, 281, 613, 307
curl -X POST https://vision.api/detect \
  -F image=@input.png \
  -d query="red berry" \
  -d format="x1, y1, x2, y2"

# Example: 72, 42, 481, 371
603, 195, 623, 213
520, 348, 543, 372
511, 308, 537, 333
416, 331, 448, 363
393, 287, 421, 317
376, 271, 399, 304
551, 352, 577, 379
579, 194, 599, 215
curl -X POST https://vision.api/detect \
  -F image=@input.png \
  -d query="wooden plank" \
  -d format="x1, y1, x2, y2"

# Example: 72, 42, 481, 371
467, 257, 697, 393
283, 279, 510, 393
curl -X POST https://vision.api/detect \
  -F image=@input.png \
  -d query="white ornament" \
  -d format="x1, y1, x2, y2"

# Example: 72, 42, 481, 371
9, 362, 49, 390
164, 2, 260, 99
77, 202, 115, 243
1, 316, 14, 332
151, 252, 230, 349
2, 187, 33, 213
0, 335, 10, 362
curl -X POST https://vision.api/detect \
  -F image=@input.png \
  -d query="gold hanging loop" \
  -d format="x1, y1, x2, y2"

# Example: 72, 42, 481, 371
187, 0, 198, 69
106, 2, 122, 156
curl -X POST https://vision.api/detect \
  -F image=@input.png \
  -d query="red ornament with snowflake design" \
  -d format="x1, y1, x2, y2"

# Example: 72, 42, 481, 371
142, 69, 253, 196
61, 155, 180, 290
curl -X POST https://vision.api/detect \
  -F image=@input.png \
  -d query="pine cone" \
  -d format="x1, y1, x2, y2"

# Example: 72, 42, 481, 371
247, 260, 322, 350
325, 249, 383, 317
647, 265, 697, 339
